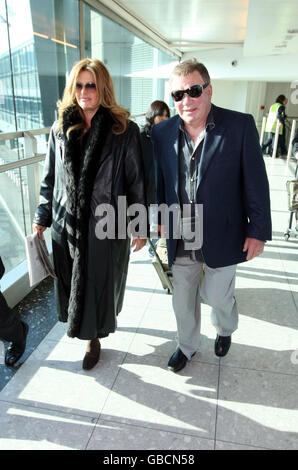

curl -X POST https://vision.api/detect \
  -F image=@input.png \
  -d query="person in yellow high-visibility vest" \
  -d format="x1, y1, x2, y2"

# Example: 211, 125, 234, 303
262, 95, 288, 156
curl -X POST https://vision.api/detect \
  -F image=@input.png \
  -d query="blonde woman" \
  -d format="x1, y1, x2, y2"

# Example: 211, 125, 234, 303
33, 58, 146, 370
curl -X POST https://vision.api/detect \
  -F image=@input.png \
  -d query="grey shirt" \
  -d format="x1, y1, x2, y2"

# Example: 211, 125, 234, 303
175, 107, 215, 260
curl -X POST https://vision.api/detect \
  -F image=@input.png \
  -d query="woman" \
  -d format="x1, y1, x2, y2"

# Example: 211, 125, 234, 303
140, 100, 170, 255
33, 58, 146, 370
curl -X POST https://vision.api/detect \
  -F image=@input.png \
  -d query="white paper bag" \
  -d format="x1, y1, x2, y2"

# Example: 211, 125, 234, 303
25, 232, 56, 287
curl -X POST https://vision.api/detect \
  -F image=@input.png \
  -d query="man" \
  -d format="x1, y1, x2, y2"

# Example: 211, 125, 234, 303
262, 95, 288, 156
0, 256, 29, 367
151, 60, 272, 373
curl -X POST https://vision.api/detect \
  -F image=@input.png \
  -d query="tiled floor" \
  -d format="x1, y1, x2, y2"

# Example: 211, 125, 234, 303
0, 156, 297, 450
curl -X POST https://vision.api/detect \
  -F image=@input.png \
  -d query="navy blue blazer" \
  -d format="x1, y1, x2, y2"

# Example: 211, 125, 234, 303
151, 104, 272, 268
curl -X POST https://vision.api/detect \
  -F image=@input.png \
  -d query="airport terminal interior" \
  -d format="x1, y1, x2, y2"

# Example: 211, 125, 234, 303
0, 0, 298, 450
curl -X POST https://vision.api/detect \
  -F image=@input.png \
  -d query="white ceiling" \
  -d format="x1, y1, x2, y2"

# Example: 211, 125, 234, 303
115, 0, 249, 52
111, 0, 298, 55
96, 0, 298, 81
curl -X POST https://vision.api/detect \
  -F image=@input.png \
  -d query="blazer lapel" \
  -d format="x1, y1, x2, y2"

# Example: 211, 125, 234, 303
197, 107, 226, 189
167, 116, 180, 195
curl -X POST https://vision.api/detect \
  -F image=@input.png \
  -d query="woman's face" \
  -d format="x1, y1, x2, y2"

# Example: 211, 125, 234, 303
153, 109, 169, 125
75, 70, 99, 113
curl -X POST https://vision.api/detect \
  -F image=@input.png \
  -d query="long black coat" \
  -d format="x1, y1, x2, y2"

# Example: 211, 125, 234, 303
34, 107, 146, 339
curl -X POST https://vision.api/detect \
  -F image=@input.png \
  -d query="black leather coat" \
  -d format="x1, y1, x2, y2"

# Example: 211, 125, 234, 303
34, 112, 146, 339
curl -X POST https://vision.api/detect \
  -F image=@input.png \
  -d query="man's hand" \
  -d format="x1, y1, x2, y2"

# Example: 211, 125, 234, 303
131, 237, 147, 252
243, 237, 265, 261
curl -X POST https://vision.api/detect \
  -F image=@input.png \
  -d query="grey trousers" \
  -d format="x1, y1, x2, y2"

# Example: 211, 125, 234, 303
172, 256, 238, 359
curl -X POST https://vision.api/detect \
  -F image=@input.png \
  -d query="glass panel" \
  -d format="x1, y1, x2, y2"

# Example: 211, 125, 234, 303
0, 0, 14, 133
0, 157, 51, 273
0, 165, 27, 271
84, 3, 175, 127
0, 0, 80, 134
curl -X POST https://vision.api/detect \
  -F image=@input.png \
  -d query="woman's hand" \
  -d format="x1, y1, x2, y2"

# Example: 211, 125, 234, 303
131, 237, 147, 252
33, 223, 47, 240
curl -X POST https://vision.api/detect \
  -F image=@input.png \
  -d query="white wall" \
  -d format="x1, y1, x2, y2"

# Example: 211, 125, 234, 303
210, 79, 268, 131
211, 79, 248, 113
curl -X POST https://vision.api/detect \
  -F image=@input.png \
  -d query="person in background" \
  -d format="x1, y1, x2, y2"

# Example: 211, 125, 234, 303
33, 58, 146, 371
140, 100, 170, 256
262, 95, 288, 156
0, 256, 29, 367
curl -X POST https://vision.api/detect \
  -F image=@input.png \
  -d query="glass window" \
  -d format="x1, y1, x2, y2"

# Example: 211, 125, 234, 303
0, 0, 80, 276
84, 3, 174, 126
0, 0, 14, 134
2, 0, 80, 133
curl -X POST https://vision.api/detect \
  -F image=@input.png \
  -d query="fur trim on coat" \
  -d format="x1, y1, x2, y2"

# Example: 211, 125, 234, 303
62, 106, 112, 338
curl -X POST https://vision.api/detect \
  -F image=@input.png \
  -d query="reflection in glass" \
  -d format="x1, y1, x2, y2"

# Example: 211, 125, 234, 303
0, 0, 79, 276
0, 0, 80, 134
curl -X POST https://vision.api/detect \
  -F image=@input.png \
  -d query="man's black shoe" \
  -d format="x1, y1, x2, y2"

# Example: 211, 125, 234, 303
5, 321, 29, 367
167, 348, 188, 373
215, 335, 231, 357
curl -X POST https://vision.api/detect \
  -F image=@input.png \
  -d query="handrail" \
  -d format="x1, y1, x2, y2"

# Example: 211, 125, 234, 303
0, 114, 147, 173
0, 127, 51, 141
0, 112, 148, 142
0, 154, 46, 173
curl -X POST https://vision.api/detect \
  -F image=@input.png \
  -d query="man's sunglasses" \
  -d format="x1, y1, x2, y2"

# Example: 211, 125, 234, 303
171, 83, 209, 102
76, 82, 97, 90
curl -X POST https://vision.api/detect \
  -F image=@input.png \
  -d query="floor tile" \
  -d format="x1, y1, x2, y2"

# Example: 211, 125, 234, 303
88, 419, 214, 450
101, 354, 219, 439
217, 366, 298, 449
0, 339, 125, 418
215, 440, 267, 450
234, 285, 298, 328
220, 316, 298, 374
0, 401, 95, 450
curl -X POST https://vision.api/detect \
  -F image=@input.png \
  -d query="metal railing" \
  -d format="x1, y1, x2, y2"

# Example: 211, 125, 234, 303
0, 115, 148, 228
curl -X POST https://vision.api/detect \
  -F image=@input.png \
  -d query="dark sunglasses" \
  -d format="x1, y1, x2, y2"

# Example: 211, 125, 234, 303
171, 82, 209, 102
76, 82, 97, 90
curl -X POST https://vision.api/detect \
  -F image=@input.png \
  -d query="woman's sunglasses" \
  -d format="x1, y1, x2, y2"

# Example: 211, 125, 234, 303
171, 83, 209, 102
76, 82, 97, 91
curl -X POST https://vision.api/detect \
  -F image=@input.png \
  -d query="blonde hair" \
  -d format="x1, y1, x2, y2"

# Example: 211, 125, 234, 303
170, 59, 211, 86
57, 58, 130, 137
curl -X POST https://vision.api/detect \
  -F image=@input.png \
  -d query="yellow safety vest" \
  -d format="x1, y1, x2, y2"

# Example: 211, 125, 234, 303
265, 102, 283, 135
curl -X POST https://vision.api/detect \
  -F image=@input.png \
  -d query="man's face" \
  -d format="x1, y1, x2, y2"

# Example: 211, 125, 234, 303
171, 70, 212, 127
